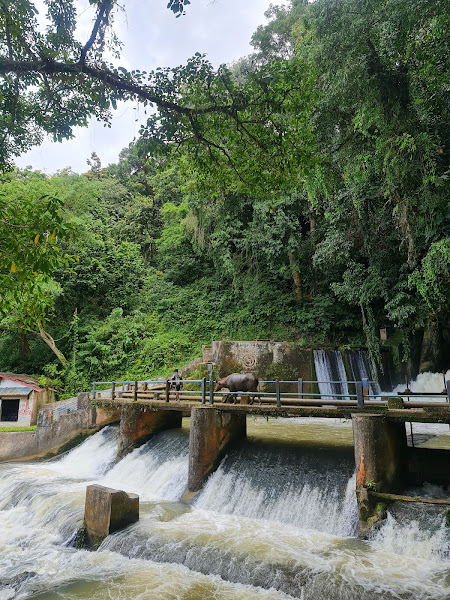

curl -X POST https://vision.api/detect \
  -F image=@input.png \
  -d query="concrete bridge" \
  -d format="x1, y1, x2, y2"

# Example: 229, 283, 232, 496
93, 378, 450, 531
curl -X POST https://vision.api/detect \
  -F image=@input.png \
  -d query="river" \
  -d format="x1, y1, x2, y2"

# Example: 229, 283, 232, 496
1, 376, 450, 599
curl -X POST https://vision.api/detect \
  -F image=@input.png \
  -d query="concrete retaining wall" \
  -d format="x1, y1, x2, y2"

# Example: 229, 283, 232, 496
0, 431, 37, 462
202, 340, 403, 393
0, 392, 120, 462
205, 340, 314, 387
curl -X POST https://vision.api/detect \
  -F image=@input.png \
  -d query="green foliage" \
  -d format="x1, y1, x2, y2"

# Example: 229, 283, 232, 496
263, 363, 299, 394
411, 239, 450, 316
0, 173, 75, 325
37, 375, 64, 390
61, 369, 90, 400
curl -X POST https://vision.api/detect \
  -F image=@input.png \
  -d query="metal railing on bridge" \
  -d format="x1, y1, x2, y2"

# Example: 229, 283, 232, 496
91, 378, 450, 409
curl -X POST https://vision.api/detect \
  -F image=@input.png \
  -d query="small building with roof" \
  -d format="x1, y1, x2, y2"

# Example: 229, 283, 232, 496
0, 373, 56, 426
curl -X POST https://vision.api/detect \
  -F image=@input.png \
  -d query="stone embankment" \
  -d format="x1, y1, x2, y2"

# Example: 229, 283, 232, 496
0, 393, 120, 462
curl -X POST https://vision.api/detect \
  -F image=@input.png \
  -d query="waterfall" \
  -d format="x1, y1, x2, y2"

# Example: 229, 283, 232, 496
313, 349, 350, 400
346, 350, 381, 396
46, 424, 118, 479
313, 349, 384, 398
102, 429, 189, 501
193, 442, 358, 537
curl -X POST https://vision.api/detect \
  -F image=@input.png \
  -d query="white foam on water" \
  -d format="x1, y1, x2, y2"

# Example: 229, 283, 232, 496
47, 426, 118, 479
100, 431, 189, 501
194, 450, 358, 537
391, 369, 450, 398
388, 370, 450, 438
1, 416, 450, 599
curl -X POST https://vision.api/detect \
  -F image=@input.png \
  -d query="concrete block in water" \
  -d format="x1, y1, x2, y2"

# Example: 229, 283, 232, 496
83, 484, 139, 549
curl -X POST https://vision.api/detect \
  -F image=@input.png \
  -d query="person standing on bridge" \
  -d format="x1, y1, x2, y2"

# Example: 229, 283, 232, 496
170, 369, 183, 402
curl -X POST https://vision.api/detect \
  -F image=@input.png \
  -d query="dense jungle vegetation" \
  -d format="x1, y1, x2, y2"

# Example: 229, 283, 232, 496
0, 0, 449, 394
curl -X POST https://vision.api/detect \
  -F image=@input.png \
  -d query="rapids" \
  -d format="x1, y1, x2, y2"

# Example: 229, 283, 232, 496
1, 372, 450, 599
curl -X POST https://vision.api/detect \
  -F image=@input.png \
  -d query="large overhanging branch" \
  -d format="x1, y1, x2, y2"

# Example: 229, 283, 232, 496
0, 0, 311, 183
0, 57, 242, 117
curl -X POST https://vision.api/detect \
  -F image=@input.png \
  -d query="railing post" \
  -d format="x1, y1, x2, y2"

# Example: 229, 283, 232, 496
165, 380, 170, 402
134, 381, 138, 402
362, 378, 369, 402
298, 378, 303, 398
275, 380, 281, 407
92, 381, 96, 400
446, 380, 450, 403
209, 376, 214, 404
201, 377, 206, 404
112, 381, 115, 401
356, 381, 364, 408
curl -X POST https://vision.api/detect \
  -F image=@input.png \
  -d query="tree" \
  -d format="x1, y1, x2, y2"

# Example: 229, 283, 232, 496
292, 0, 450, 353
0, 172, 74, 316
0, 0, 316, 188
0, 170, 75, 363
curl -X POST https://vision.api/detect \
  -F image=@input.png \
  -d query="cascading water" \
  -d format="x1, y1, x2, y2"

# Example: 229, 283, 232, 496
346, 350, 381, 396
387, 369, 450, 447
313, 349, 350, 399
313, 348, 383, 399
1, 414, 450, 599
193, 441, 358, 537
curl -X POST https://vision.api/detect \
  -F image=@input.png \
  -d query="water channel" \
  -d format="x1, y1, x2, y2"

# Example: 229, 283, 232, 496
1, 372, 450, 599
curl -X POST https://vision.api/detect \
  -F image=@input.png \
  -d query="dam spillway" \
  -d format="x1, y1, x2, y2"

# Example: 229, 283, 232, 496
1, 417, 450, 599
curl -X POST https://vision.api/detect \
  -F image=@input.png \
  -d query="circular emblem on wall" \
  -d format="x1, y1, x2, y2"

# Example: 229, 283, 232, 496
241, 352, 257, 370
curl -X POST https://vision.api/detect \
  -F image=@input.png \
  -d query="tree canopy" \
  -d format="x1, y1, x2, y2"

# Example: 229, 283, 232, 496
0, 0, 316, 193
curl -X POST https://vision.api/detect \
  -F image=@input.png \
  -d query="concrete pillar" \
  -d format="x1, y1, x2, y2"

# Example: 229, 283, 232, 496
119, 406, 182, 457
188, 406, 246, 492
352, 413, 407, 531
83, 484, 139, 549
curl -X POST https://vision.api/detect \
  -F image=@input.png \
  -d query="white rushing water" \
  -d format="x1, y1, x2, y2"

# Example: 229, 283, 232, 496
313, 349, 350, 400
393, 369, 450, 398
1, 413, 450, 599
346, 350, 381, 396
193, 443, 358, 537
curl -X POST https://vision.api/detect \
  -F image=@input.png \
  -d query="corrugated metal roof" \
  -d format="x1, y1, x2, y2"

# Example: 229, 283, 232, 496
0, 387, 31, 397
0, 373, 42, 392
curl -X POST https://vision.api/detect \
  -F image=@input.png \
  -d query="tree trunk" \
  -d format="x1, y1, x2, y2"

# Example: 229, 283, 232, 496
394, 191, 416, 264
309, 209, 316, 232
288, 253, 302, 303
19, 331, 30, 354
33, 322, 68, 367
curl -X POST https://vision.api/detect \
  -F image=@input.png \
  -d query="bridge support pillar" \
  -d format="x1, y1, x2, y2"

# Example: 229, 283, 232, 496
119, 405, 182, 457
188, 407, 246, 492
352, 413, 407, 533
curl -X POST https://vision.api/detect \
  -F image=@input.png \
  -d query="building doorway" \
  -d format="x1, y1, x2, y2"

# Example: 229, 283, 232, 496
1, 399, 20, 421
